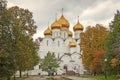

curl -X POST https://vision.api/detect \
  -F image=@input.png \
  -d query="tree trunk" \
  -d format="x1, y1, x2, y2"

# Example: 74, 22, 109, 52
7, 76, 10, 80
27, 70, 29, 77
14, 71, 16, 80
19, 70, 22, 78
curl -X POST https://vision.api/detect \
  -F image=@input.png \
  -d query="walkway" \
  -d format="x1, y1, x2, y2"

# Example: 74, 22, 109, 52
23, 76, 46, 80
66, 76, 97, 80
21, 76, 97, 80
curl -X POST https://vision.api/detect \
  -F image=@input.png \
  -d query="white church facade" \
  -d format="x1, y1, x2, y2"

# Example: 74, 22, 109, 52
30, 11, 85, 75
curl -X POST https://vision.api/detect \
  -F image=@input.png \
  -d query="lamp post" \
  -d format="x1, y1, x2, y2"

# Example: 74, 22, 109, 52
104, 58, 107, 80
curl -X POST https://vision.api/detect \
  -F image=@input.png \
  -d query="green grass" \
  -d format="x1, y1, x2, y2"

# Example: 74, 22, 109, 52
80, 75, 118, 80
47, 77, 54, 80
62, 77, 72, 80
11, 77, 27, 80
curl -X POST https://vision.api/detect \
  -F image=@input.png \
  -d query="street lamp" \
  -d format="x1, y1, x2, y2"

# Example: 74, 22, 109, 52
104, 58, 107, 80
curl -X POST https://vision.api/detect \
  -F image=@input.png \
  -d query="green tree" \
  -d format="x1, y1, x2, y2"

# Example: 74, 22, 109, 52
105, 10, 120, 75
0, 1, 39, 79
7, 6, 39, 77
41, 52, 59, 76
0, 0, 15, 79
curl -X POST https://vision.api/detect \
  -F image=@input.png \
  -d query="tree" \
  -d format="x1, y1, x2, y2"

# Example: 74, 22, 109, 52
80, 24, 108, 74
92, 50, 105, 74
0, 0, 15, 79
0, 1, 39, 79
41, 52, 59, 76
105, 10, 120, 75
7, 6, 39, 77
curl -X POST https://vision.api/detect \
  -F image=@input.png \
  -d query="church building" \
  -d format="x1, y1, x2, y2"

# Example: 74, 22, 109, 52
32, 10, 85, 75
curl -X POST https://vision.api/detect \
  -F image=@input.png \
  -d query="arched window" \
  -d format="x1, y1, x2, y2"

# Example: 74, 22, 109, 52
47, 40, 48, 46
64, 32, 66, 38
58, 41, 60, 46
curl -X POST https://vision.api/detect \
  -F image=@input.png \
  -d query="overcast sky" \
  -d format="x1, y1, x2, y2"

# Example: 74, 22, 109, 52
7, 0, 120, 39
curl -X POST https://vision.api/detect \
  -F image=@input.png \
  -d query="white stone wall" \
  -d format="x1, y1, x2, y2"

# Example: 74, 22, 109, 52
74, 30, 82, 39
30, 27, 85, 75
52, 29, 60, 38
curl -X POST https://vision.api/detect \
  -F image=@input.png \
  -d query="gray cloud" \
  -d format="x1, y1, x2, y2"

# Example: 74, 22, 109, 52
7, 0, 120, 39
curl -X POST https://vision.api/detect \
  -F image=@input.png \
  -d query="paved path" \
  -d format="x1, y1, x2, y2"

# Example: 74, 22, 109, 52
66, 76, 97, 80
21, 76, 98, 80
23, 76, 46, 80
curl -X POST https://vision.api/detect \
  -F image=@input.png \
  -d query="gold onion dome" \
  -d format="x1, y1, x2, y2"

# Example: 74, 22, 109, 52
44, 27, 52, 35
57, 14, 69, 28
51, 20, 61, 29
73, 20, 84, 31
68, 30, 73, 37
69, 40, 76, 48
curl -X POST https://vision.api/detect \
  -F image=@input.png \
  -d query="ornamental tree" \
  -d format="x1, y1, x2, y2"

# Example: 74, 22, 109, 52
41, 52, 59, 76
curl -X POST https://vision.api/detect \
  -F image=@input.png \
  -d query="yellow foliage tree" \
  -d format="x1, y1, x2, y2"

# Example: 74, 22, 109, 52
80, 24, 108, 73
111, 58, 118, 67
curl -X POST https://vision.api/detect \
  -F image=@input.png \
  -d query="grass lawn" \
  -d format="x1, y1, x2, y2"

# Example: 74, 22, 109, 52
80, 75, 118, 80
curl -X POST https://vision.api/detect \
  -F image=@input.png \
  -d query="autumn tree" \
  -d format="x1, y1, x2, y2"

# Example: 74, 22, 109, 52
80, 24, 108, 74
41, 52, 59, 76
105, 10, 120, 75
92, 50, 105, 74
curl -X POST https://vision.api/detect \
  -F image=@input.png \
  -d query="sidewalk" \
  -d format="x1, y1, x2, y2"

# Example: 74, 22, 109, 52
66, 76, 97, 80
22, 76, 46, 80
20, 76, 98, 80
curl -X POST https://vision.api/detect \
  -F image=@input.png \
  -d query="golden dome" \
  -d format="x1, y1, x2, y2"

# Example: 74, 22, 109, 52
69, 40, 76, 48
73, 20, 84, 31
57, 14, 69, 28
51, 20, 61, 29
68, 30, 73, 37
44, 27, 52, 35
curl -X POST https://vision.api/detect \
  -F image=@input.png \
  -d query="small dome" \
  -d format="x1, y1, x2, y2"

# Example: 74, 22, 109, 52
69, 40, 76, 48
57, 14, 69, 28
68, 30, 73, 37
44, 27, 52, 35
51, 20, 61, 29
73, 20, 84, 31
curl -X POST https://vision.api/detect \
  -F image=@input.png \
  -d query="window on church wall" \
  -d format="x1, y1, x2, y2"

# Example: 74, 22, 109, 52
75, 32, 77, 38
54, 32, 55, 37
57, 32, 59, 37
57, 32, 58, 37
47, 40, 48, 46
64, 32, 65, 38
58, 41, 60, 47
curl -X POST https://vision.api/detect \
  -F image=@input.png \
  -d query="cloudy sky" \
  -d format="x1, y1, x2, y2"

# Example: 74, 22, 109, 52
7, 0, 120, 39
